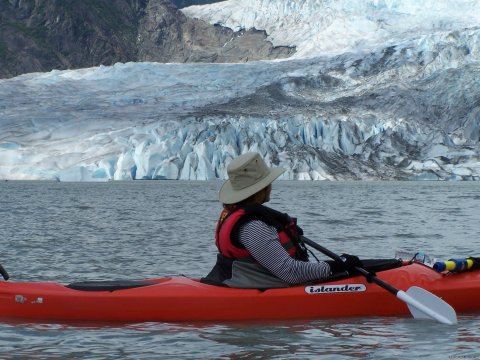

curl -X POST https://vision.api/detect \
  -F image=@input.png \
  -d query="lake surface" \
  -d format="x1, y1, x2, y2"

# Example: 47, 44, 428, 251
0, 180, 479, 359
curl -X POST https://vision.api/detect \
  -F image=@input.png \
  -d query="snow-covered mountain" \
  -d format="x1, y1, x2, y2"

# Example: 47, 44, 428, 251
1, 0, 479, 181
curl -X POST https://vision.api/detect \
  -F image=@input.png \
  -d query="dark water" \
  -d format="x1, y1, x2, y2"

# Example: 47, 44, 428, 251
1, 181, 479, 359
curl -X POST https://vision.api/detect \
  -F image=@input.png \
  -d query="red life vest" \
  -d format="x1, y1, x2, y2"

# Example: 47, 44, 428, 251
215, 205, 307, 261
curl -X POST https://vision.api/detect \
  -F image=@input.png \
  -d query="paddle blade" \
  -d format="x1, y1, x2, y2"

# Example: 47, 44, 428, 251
397, 286, 457, 325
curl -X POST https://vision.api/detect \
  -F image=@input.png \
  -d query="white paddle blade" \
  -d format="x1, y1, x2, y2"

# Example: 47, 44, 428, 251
397, 286, 457, 325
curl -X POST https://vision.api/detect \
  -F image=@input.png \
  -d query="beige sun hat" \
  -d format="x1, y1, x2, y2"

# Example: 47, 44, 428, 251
219, 152, 285, 204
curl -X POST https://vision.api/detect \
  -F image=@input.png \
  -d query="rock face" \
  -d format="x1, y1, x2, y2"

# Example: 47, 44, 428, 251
0, 0, 294, 79
137, 0, 294, 63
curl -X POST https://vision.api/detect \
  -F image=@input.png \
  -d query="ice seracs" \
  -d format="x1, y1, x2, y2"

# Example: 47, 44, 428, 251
0, 0, 479, 181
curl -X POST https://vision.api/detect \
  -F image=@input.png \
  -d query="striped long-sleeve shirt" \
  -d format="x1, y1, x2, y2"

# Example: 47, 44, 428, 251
237, 219, 332, 284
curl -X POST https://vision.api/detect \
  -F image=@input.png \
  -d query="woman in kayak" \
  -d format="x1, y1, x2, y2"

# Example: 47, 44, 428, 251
202, 152, 362, 288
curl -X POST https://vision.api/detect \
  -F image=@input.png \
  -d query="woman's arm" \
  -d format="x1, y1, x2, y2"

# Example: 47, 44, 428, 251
238, 220, 331, 284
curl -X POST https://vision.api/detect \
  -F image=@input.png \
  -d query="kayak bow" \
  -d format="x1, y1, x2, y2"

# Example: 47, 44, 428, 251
301, 236, 457, 325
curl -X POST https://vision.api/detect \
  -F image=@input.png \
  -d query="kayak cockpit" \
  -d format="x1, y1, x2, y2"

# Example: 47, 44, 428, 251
64, 259, 403, 292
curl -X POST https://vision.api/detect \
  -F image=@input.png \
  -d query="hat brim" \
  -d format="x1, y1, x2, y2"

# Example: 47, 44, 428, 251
219, 167, 285, 204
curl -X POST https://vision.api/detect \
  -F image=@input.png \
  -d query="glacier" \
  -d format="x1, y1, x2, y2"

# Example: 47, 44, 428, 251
0, 0, 480, 181
182, 0, 480, 58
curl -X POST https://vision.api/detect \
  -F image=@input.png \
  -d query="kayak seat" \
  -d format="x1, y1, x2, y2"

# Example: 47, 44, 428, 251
66, 280, 157, 292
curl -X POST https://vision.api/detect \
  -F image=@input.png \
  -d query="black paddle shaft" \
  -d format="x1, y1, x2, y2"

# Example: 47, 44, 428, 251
0, 264, 9, 281
301, 236, 399, 295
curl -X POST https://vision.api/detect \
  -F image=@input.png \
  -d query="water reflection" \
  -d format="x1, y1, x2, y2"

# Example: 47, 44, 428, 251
0, 310, 479, 359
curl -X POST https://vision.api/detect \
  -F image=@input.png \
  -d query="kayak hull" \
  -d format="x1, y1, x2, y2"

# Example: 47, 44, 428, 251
1, 263, 479, 323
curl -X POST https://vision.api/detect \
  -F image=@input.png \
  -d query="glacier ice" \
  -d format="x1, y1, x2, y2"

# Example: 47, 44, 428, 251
0, 0, 480, 181
182, 0, 480, 58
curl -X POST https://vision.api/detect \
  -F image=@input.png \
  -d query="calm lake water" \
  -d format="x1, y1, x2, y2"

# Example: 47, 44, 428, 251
0, 180, 479, 359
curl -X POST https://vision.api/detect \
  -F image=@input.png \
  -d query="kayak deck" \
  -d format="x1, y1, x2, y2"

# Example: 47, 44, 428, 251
0, 263, 479, 323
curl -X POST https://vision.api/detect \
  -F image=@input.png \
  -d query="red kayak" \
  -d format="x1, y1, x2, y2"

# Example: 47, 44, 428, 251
0, 262, 479, 323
